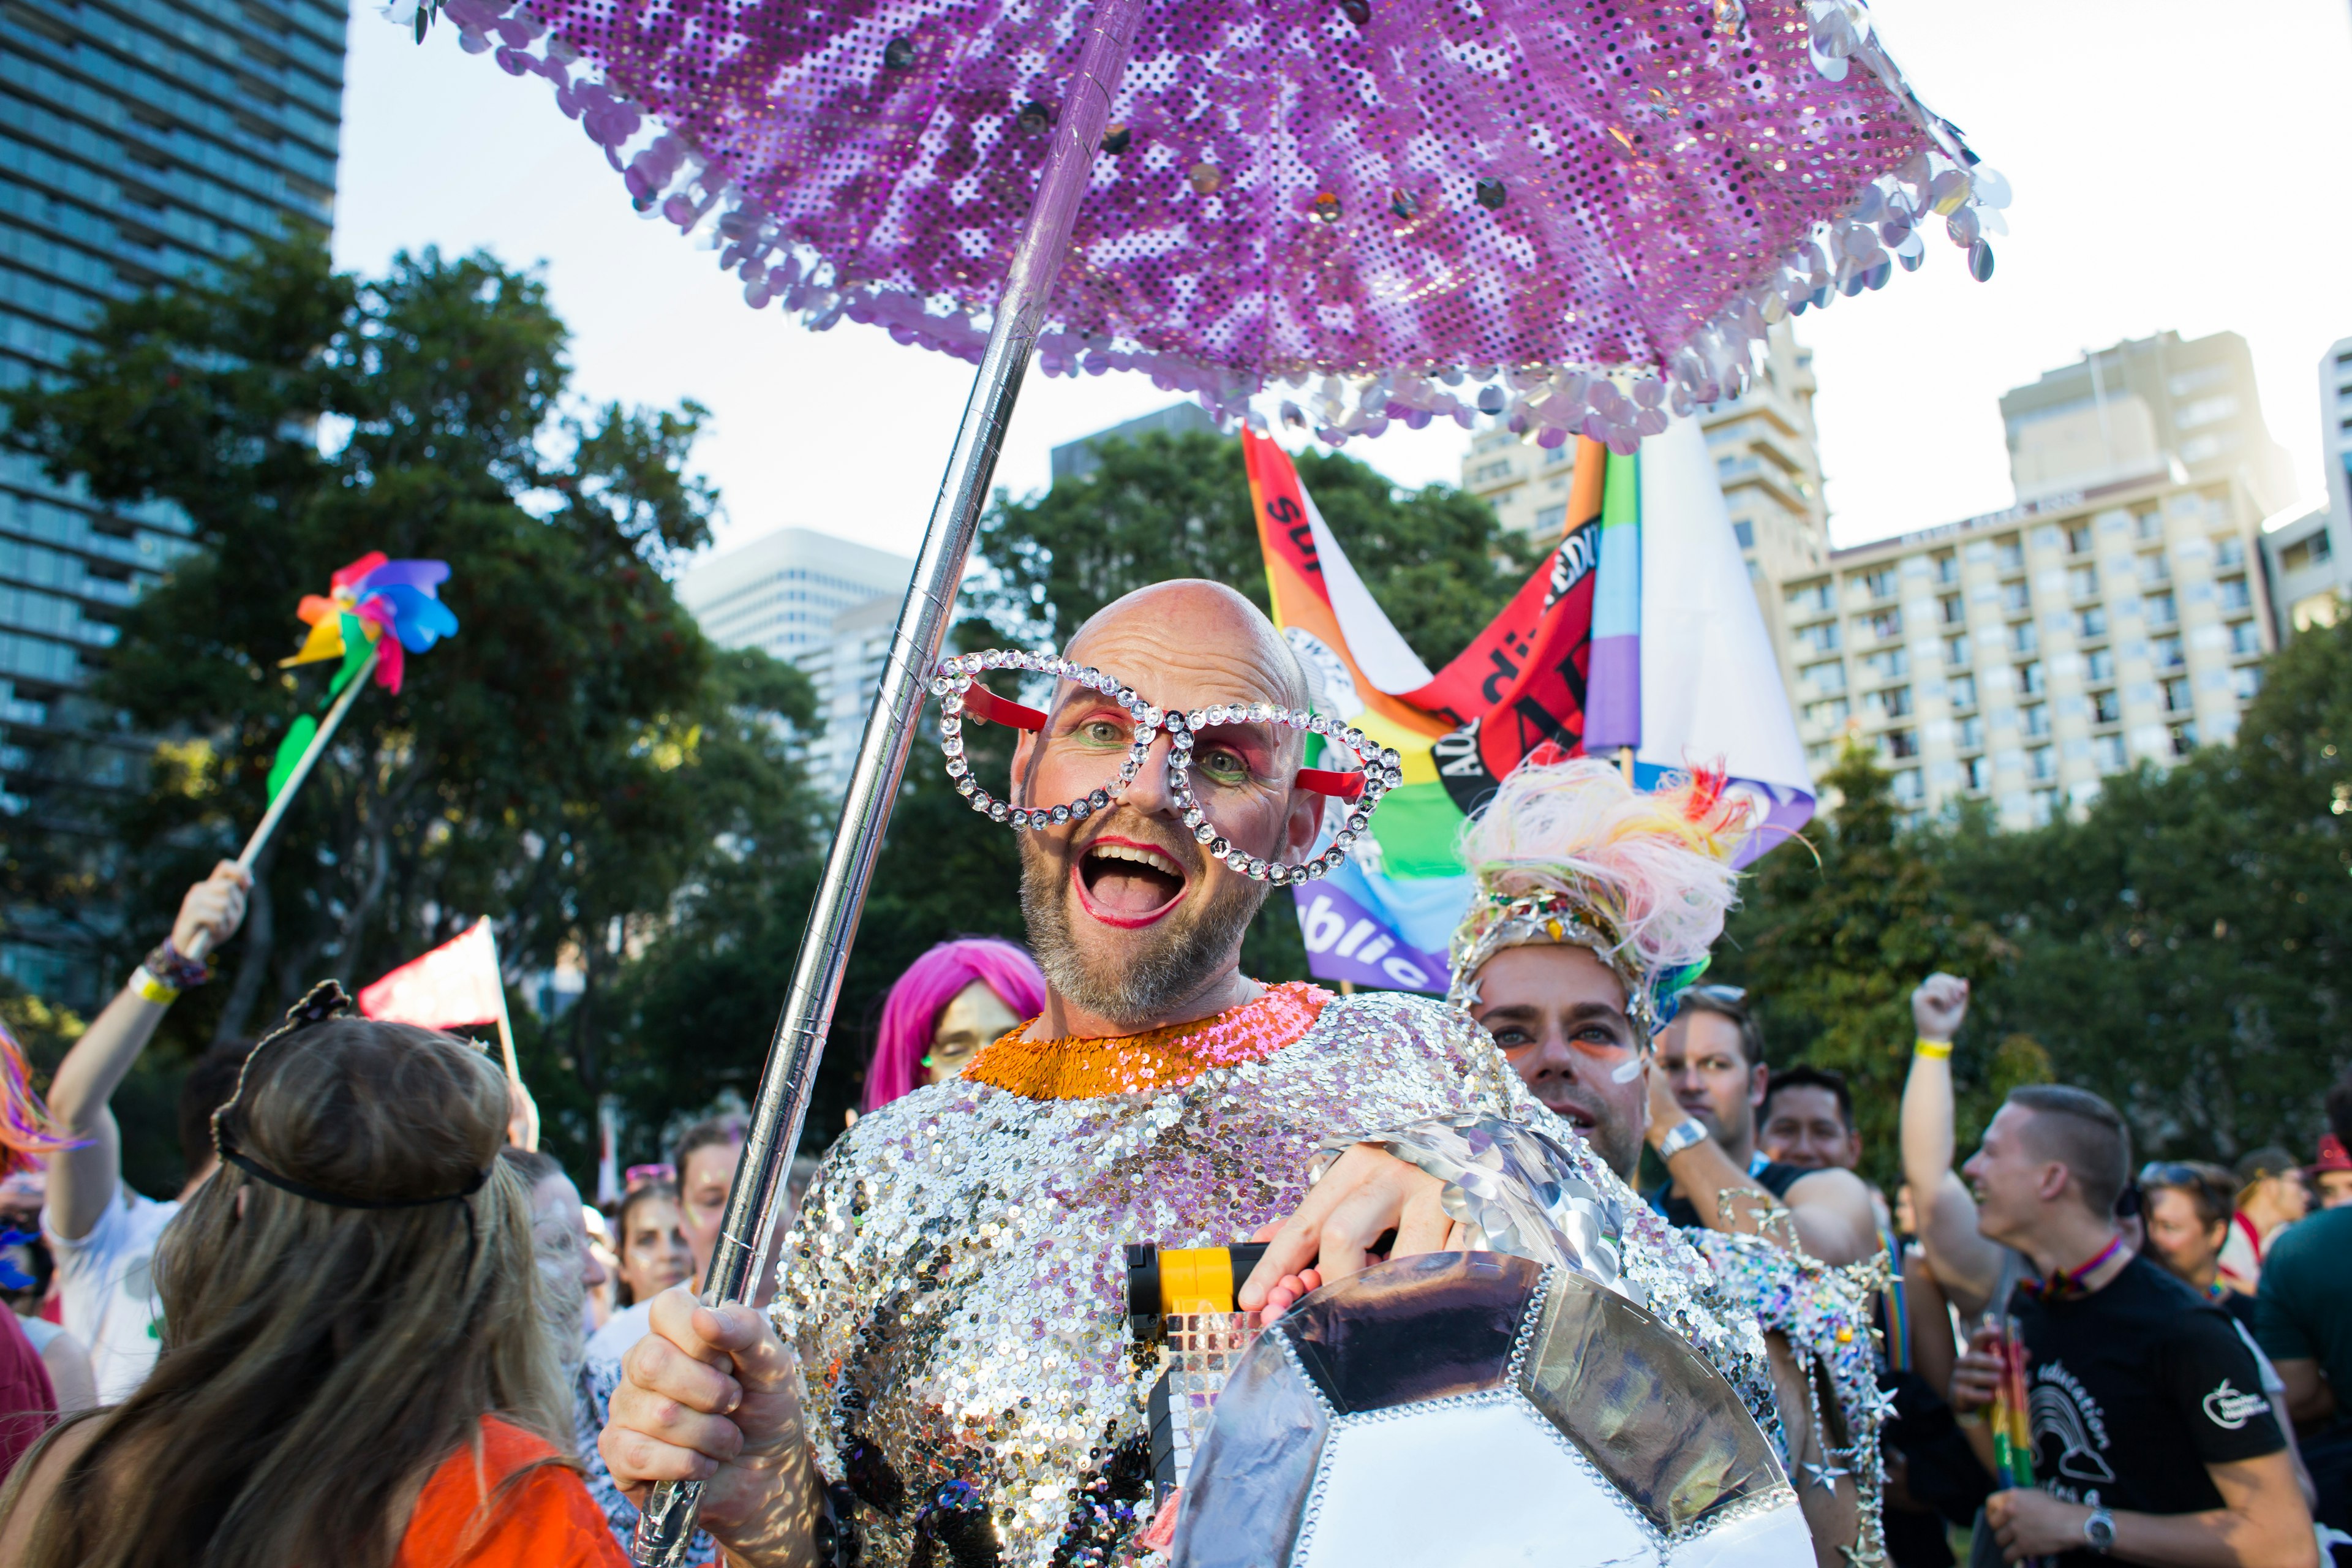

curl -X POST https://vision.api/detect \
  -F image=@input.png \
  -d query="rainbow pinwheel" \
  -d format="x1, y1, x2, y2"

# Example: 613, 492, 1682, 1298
280, 552, 459, 697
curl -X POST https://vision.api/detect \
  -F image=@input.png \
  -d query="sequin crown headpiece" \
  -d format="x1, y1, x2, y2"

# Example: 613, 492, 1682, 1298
1446, 758, 1751, 1039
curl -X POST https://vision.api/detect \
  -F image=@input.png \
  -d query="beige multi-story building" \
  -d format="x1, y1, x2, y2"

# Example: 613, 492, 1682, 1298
1779, 470, 2275, 827
1460, 324, 1826, 668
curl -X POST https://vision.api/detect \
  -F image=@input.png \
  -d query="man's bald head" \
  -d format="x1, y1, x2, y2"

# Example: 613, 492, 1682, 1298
1064, 581, 1310, 715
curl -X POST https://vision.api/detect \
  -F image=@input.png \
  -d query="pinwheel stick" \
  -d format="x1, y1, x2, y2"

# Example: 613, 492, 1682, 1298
181, 643, 380, 967
628, 0, 1145, 1559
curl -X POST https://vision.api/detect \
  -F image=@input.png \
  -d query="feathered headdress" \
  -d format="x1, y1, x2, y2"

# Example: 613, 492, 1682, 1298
1446, 757, 1751, 1037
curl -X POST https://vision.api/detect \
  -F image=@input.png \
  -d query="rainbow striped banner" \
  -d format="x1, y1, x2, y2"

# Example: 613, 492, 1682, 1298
1245, 415, 1814, 993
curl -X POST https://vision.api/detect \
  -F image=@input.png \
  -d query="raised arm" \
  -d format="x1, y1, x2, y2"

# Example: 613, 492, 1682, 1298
1899, 974, 2005, 1316
1644, 1058, 1877, 1265
45, 864, 247, 1240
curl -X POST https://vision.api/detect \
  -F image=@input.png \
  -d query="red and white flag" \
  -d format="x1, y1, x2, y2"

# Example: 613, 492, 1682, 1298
360, 918, 503, 1030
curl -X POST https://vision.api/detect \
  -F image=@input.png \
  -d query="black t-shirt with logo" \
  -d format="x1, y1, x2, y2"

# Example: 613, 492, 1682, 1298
2010, 1253, 2283, 1558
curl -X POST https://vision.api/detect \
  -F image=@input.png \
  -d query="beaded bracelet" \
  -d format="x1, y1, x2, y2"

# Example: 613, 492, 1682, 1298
128, 966, 180, 1007
1913, 1038, 1953, 1060
144, 939, 211, 991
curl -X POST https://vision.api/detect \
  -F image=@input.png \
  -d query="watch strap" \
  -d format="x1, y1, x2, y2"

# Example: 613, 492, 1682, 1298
1656, 1118, 1710, 1161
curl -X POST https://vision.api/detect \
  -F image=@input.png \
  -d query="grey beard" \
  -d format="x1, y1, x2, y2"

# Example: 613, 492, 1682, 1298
1019, 834, 1268, 1030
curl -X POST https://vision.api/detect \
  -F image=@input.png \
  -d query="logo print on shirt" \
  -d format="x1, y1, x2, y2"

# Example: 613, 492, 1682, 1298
2030, 1373, 2116, 1485
2201, 1379, 2268, 1431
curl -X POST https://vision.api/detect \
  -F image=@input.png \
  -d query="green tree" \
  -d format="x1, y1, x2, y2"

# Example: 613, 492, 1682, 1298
1713, 743, 2007, 1188
1933, 616, 2351, 1159
0, 236, 821, 1174
974, 429, 1539, 663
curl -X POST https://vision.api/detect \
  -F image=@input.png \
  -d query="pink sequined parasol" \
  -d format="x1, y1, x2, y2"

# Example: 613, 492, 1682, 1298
421, 0, 2002, 445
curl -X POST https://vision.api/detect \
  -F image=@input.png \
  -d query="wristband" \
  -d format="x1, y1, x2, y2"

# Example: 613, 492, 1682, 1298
1913, 1037, 1953, 1060
1654, 1118, 1711, 1161
129, 965, 181, 1007
144, 939, 210, 992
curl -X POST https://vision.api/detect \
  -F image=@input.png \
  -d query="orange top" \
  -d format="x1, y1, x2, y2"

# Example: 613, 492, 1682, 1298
394, 1416, 628, 1568
963, 981, 1332, 1100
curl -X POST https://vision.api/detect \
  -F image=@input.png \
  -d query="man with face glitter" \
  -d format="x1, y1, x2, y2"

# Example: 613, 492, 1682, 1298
597, 582, 1805, 1568
1449, 758, 1890, 1566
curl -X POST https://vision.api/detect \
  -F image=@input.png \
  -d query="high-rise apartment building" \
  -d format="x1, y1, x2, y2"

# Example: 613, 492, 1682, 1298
1999, 330, 2295, 513
678, 527, 915, 798
1778, 471, 2274, 828
0, 0, 346, 993
1461, 322, 1826, 667
2261, 336, 2352, 640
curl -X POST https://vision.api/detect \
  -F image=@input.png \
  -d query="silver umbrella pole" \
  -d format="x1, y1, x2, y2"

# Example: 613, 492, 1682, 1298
631, 0, 1145, 1558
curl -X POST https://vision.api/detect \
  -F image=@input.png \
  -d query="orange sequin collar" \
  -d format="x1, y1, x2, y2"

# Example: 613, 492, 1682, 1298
962, 981, 1335, 1101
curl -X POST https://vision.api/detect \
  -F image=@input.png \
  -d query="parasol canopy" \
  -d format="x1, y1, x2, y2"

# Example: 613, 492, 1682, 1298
415, 0, 2002, 448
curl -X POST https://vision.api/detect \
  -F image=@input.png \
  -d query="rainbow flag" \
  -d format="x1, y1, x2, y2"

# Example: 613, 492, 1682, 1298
1245, 417, 1813, 993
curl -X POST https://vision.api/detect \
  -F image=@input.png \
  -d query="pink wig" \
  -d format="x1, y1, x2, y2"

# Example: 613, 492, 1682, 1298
864, 938, 1047, 1112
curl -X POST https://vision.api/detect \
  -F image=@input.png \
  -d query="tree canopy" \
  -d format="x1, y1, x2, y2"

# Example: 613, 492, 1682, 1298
0, 236, 821, 1180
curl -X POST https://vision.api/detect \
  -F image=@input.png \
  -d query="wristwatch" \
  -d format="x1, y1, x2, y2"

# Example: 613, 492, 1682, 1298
2082, 1507, 2115, 1555
1654, 1118, 1711, 1161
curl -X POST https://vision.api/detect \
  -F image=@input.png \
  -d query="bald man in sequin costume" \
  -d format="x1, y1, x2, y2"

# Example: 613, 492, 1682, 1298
598, 582, 1791, 1568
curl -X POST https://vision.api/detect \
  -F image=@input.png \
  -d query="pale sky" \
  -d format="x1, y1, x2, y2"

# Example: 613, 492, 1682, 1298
332, 0, 2352, 563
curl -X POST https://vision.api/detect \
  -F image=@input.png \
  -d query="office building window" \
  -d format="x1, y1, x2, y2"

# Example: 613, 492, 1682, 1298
2146, 592, 2177, 626
2028, 747, 2056, 782
2213, 537, 2246, 570
2133, 509, 2163, 541
1891, 767, 1923, 803
2162, 676, 2192, 714
1958, 714, 1985, 751
1945, 634, 1970, 668
2231, 665, 2263, 701
2077, 606, 2108, 640
2068, 564, 2098, 598
1882, 729, 1919, 761
1797, 620, 1842, 654
1804, 697, 1850, 726
2009, 620, 2038, 655
1866, 609, 1902, 640
1949, 673, 1977, 710
1962, 755, 1988, 791
1534, 504, 1567, 533
1860, 567, 1897, 600
2215, 576, 2250, 612
1863, 647, 1909, 682
2282, 533, 2335, 571
1732, 519, 1753, 549
1933, 552, 1959, 584
2228, 620, 2260, 656
2093, 734, 2127, 772
2000, 581, 2031, 614
2086, 648, 2114, 682
2138, 552, 2171, 586
2066, 524, 2094, 556
1995, 536, 2024, 573
1787, 580, 1833, 614
1939, 594, 1965, 625
1801, 659, 1846, 692
2169, 722, 2197, 756
1868, 685, 1914, 720
2018, 661, 2045, 695
2091, 689, 2121, 725
2021, 703, 2050, 738
2153, 634, 2184, 669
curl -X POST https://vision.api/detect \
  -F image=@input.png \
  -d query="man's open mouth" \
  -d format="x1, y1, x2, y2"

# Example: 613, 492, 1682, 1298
1072, 835, 1190, 928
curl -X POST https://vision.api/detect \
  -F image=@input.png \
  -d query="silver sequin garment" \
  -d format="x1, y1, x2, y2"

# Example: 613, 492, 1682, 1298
774, 992, 1773, 1567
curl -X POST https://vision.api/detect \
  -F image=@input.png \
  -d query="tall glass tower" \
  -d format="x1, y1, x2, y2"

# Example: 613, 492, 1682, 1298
0, 0, 345, 996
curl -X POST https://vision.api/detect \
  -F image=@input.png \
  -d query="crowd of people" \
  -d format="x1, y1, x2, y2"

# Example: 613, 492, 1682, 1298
0, 578, 2337, 1568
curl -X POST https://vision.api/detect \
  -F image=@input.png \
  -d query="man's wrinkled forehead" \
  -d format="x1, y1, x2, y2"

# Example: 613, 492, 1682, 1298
1062, 586, 1308, 712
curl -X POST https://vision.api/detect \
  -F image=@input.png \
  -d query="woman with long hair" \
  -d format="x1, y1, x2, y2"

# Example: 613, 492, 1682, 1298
861, 937, 1046, 1113
0, 986, 625, 1568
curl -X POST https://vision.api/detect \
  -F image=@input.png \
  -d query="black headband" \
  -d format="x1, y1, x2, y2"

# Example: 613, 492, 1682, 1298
219, 1147, 491, 1210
